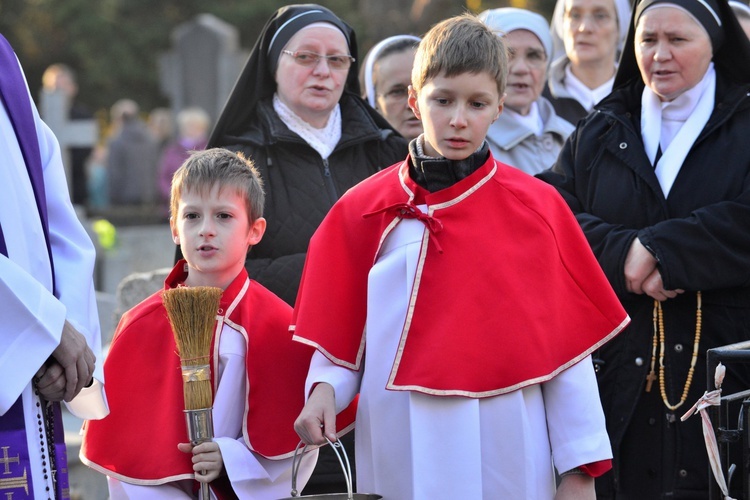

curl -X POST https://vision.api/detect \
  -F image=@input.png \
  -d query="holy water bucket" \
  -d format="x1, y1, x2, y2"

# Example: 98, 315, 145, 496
278, 437, 381, 500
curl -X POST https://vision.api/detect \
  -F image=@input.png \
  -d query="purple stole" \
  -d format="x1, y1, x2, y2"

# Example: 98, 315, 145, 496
0, 34, 69, 499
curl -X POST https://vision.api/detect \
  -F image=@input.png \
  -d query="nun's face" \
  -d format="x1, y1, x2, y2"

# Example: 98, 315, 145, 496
635, 6, 712, 102
373, 49, 423, 140
504, 29, 548, 116
275, 26, 350, 127
562, 0, 620, 68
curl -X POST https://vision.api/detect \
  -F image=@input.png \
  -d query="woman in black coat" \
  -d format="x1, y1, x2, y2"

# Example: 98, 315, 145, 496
538, 0, 750, 496
207, 4, 407, 307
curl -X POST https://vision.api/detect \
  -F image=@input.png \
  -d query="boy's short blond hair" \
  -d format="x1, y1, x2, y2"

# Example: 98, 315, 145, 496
170, 148, 265, 223
412, 13, 508, 96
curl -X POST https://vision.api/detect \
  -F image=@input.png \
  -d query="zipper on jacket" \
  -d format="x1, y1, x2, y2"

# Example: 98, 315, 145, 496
321, 158, 338, 203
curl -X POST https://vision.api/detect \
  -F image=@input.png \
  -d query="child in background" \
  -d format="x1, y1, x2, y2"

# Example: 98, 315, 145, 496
82, 148, 343, 498
293, 14, 629, 499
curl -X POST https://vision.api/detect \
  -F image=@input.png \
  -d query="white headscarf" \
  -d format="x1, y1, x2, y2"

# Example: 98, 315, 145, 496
361, 35, 421, 108
479, 7, 554, 59
730, 0, 750, 17
550, 0, 632, 63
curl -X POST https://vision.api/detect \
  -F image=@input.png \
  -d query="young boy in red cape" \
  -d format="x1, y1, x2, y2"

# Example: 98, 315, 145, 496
293, 14, 630, 499
81, 148, 354, 499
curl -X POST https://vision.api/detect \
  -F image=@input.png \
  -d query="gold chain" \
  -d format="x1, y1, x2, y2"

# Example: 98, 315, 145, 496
645, 291, 702, 411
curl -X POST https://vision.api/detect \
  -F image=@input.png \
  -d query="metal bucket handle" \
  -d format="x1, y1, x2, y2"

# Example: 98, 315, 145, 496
290, 437, 354, 499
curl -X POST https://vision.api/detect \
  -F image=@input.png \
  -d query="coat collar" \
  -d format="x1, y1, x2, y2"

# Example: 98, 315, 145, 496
227, 93, 388, 150
487, 96, 574, 150
596, 73, 750, 205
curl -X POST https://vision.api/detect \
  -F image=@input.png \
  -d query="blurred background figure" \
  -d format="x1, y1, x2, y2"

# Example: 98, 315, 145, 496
481, 8, 575, 175
360, 35, 423, 141
157, 106, 210, 208
41, 63, 94, 207
147, 107, 175, 157
546, 0, 631, 125
86, 143, 109, 210
730, 0, 750, 37
106, 99, 159, 207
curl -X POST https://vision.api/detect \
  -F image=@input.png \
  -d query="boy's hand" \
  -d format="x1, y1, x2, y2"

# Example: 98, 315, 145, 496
178, 441, 224, 483
555, 473, 595, 500
294, 382, 337, 445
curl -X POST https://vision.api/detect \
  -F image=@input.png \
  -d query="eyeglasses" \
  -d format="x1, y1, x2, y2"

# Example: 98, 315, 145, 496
378, 85, 409, 102
282, 50, 355, 71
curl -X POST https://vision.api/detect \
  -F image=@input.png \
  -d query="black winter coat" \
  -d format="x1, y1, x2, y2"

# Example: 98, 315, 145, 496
538, 73, 750, 498
214, 93, 407, 306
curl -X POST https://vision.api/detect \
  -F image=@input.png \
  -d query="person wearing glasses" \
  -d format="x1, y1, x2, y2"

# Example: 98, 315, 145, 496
206, 4, 406, 309
480, 8, 575, 176
360, 35, 423, 141
544, 0, 631, 125
204, 3, 407, 494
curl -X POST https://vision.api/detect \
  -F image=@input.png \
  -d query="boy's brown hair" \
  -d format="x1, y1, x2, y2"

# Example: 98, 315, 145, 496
170, 148, 265, 223
412, 13, 508, 96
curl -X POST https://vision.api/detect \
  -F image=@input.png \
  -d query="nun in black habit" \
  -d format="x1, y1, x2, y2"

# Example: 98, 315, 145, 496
537, 0, 750, 496
205, 4, 406, 307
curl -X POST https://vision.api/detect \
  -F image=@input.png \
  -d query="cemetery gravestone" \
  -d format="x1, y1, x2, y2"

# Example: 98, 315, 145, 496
159, 13, 248, 124
40, 89, 98, 200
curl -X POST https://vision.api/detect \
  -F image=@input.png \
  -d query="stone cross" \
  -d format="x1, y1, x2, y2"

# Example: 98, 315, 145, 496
40, 89, 98, 195
159, 13, 248, 124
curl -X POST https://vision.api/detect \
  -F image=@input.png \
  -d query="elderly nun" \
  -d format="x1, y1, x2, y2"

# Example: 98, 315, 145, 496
538, 0, 750, 495
204, 4, 406, 308
480, 8, 575, 175
360, 35, 422, 140
545, 0, 632, 124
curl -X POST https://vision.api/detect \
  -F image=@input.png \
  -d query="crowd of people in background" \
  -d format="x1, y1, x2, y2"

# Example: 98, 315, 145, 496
39, 71, 213, 218
41, 0, 750, 216
3, 0, 750, 497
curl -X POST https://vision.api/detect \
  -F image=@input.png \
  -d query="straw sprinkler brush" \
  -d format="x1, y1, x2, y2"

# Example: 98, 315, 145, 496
163, 286, 223, 500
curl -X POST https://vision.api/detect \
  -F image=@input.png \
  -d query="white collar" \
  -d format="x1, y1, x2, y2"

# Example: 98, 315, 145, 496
273, 94, 342, 159
640, 63, 715, 197
661, 77, 706, 122
563, 64, 615, 111
504, 102, 544, 137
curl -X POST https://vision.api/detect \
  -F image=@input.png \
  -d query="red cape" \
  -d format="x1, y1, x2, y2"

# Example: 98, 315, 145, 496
292, 154, 629, 397
81, 262, 356, 484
